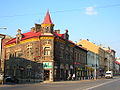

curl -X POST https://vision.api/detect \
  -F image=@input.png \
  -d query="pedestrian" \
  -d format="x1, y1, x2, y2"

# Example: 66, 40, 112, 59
72, 74, 75, 80
67, 73, 71, 80
91, 74, 93, 79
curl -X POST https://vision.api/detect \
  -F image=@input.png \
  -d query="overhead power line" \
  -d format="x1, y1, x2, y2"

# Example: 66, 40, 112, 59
97, 4, 120, 9
0, 3, 120, 18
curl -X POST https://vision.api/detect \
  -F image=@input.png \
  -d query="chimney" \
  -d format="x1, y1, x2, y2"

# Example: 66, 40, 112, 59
35, 24, 41, 32
64, 29, 69, 40
30, 27, 35, 32
55, 30, 60, 34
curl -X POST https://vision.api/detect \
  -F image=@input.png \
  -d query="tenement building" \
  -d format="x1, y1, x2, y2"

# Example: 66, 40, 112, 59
77, 39, 116, 77
4, 11, 87, 82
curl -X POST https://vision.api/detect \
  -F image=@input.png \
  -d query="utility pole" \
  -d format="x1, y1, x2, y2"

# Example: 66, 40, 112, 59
108, 56, 110, 71
94, 54, 97, 80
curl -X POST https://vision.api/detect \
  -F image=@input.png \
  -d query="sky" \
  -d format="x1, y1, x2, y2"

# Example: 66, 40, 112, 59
0, 0, 120, 57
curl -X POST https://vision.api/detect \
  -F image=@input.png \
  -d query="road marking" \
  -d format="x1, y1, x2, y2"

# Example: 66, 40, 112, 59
84, 78, 120, 90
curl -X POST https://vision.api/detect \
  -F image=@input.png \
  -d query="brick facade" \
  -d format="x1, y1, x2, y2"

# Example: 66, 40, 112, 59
3, 11, 87, 83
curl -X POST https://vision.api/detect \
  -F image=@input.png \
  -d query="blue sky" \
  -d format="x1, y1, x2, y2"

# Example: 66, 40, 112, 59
0, 0, 120, 57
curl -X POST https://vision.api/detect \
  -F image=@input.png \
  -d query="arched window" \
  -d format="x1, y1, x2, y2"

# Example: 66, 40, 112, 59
45, 27, 49, 33
44, 47, 50, 56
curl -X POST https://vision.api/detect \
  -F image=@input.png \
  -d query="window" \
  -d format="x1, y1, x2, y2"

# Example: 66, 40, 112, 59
45, 27, 49, 33
44, 47, 50, 56
26, 44, 32, 56
16, 52, 23, 57
6, 53, 10, 59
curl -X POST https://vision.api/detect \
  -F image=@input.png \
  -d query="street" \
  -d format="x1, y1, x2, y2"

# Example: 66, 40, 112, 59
0, 77, 120, 90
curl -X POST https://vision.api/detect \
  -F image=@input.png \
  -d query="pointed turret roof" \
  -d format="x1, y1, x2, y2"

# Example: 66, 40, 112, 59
42, 11, 53, 24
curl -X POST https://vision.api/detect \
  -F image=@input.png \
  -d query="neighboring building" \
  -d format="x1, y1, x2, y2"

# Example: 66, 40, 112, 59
77, 39, 105, 75
101, 47, 116, 74
87, 50, 99, 79
77, 39, 116, 76
4, 11, 87, 82
115, 57, 120, 75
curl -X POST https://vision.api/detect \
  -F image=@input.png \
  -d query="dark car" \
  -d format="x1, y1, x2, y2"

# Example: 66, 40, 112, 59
5, 76, 19, 83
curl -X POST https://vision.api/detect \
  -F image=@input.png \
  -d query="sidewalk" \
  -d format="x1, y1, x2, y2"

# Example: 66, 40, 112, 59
43, 79, 98, 84
0, 78, 104, 87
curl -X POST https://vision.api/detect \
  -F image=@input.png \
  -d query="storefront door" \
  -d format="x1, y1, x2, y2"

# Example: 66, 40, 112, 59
44, 70, 49, 81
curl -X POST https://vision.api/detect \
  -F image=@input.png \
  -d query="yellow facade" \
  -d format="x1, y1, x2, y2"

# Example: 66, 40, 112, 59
40, 37, 54, 40
41, 24, 54, 27
5, 37, 39, 48
5, 36, 54, 48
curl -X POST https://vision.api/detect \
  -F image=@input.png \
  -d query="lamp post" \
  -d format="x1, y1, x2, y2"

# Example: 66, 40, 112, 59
0, 27, 7, 30
94, 54, 98, 80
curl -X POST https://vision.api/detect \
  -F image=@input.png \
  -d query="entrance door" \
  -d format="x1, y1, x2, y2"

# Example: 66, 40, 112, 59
44, 70, 49, 81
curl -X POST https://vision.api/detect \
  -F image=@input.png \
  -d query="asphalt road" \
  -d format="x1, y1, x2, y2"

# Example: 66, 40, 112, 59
0, 77, 120, 90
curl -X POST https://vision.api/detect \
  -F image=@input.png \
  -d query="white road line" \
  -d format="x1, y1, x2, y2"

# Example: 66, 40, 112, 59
84, 78, 120, 90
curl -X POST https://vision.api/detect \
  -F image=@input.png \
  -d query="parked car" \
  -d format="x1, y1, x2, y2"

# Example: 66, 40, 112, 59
5, 76, 19, 83
105, 70, 113, 78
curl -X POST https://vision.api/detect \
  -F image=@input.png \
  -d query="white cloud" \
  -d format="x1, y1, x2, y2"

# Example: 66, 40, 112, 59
85, 6, 97, 15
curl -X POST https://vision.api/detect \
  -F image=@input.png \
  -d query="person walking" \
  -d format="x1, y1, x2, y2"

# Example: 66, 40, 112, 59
72, 74, 75, 80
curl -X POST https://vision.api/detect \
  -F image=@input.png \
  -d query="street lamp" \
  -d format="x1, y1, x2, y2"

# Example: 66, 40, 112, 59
0, 27, 7, 30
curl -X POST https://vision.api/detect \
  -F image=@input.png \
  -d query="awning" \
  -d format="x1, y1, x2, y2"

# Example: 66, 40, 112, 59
86, 66, 94, 71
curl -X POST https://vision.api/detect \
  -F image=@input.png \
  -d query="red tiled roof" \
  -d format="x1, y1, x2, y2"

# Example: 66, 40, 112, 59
54, 32, 87, 51
115, 60, 120, 65
6, 31, 65, 45
2, 38, 12, 46
6, 31, 41, 45
5, 31, 87, 52
42, 11, 53, 24
54, 32, 64, 38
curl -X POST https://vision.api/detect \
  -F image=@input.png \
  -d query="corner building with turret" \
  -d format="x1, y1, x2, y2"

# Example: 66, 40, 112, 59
4, 11, 87, 82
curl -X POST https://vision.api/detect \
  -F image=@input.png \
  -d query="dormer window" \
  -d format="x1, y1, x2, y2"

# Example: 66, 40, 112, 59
45, 27, 49, 33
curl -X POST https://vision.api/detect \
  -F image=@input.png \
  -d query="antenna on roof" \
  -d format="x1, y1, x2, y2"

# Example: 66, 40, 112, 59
87, 39, 89, 41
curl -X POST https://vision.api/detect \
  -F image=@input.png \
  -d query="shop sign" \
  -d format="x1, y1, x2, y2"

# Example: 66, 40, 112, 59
43, 62, 53, 69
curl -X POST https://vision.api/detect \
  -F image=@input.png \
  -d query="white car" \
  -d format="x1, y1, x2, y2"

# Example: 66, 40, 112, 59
105, 71, 113, 78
